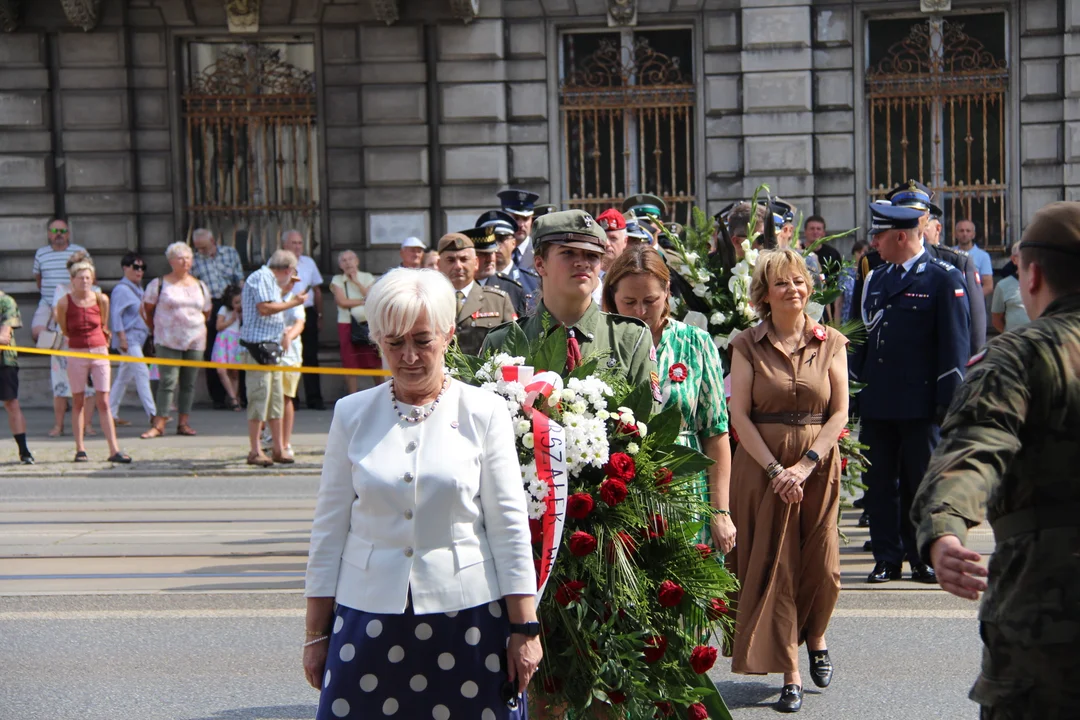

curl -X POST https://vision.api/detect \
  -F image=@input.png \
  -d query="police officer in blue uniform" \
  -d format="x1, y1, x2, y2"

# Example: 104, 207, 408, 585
477, 209, 539, 311
498, 189, 541, 272
851, 202, 971, 584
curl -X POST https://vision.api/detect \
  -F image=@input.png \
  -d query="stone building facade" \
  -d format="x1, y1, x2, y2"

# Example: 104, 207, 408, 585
1, 0, 1076, 402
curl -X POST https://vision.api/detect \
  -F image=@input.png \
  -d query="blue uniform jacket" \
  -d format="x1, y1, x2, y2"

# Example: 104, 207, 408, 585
850, 251, 970, 421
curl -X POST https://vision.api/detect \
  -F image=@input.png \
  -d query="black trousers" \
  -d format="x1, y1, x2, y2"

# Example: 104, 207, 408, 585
860, 418, 940, 567
301, 305, 323, 406
204, 298, 245, 406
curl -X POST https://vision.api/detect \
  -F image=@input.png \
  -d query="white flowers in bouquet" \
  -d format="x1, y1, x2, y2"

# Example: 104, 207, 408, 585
806, 301, 825, 322
710, 311, 727, 326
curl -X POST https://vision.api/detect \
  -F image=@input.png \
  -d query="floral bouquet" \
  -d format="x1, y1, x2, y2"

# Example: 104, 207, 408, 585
448, 325, 737, 720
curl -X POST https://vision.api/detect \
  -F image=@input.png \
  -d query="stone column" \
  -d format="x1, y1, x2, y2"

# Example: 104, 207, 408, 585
1019, 0, 1065, 225
702, 8, 744, 216
812, 2, 856, 241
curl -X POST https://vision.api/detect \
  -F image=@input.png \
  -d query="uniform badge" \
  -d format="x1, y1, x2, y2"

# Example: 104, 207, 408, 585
649, 345, 657, 362
583, 215, 593, 229
471, 311, 502, 319
606, 357, 618, 368
966, 349, 987, 368
650, 371, 662, 402
917, 262, 927, 274
954, 288, 965, 298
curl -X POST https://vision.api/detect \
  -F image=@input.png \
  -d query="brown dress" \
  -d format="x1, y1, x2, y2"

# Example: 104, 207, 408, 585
726, 318, 846, 675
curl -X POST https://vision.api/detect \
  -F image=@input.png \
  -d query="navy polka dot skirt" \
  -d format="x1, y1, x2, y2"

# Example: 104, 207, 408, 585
317, 599, 528, 720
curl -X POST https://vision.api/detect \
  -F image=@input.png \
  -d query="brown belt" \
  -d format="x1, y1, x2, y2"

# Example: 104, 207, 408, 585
751, 412, 826, 426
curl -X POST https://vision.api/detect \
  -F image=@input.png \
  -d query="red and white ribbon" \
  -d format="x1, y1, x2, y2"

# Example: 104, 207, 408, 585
502, 366, 569, 600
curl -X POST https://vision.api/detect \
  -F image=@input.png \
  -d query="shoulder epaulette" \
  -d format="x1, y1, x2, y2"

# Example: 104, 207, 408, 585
601, 310, 650, 330
482, 285, 509, 298
930, 256, 956, 272
496, 273, 523, 288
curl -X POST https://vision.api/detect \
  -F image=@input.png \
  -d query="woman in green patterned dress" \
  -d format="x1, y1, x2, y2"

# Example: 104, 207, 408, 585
602, 244, 736, 553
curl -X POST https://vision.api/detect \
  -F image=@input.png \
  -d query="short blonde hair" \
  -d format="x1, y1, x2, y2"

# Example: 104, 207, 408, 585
69, 261, 96, 279
366, 268, 456, 343
749, 248, 813, 319
166, 242, 193, 261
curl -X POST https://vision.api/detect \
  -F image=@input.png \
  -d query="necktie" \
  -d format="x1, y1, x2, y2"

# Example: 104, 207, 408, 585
512, 247, 522, 266
565, 328, 582, 373
456, 290, 465, 315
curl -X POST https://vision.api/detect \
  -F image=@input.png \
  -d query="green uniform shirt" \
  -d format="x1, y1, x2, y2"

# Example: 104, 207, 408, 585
911, 292, 1080, 705
454, 283, 517, 357
481, 301, 659, 395
0, 291, 20, 368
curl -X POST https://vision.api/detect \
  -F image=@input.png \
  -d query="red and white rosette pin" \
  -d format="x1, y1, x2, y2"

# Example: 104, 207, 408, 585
813, 325, 827, 342
668, 363, 689, 383
501, 366, 569, 601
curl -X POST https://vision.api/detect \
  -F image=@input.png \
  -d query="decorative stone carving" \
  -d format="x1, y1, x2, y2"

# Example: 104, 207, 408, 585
61, 0, 101, 31
224, 0, 260, 33
0, 0, 20, 33
370, 0, 400, 25
920, 0, 952, 11
607, 0, 637, 27
449, 0, 479, 24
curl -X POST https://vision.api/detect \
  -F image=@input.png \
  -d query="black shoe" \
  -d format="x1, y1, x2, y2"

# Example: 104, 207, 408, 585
862, 540, 873, 552
308, 400, 326, 411
808, 649, 832, 688
19, 452, 34, 465
857, 511, 870, 528
776, 684, 802, 713
910, 562, 937, 584
867, 561, 902, 583
851, 496, 865, 509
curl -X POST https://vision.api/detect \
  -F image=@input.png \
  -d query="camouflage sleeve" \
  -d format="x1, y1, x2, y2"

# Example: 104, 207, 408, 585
624, 323, 659, 396
911, 335, 1031, 563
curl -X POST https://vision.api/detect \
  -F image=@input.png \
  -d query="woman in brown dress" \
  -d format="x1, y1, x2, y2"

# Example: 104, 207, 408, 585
727, 248, 849, 713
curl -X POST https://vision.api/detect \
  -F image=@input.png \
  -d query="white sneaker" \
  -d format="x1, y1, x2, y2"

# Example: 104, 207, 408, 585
260, 428, 272, 449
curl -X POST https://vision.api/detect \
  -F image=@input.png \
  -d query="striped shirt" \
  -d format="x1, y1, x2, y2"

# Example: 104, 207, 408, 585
191, 244, 245, 300
33, 243, 86, 303
241, 266, 286, 344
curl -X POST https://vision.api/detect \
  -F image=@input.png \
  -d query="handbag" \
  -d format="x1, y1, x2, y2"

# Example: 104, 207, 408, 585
241, 339, 283, 366
344, 281, 371, 345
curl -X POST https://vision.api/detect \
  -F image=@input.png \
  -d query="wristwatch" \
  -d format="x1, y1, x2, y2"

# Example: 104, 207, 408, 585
509, 622, 541, 637
804, 449, 820, 464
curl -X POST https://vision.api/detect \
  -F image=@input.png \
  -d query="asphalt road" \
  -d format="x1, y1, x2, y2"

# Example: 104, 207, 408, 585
0, 473, 990, 720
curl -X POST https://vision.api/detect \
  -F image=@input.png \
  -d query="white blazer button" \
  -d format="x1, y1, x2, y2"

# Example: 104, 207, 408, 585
404, 547, 414, 557
404, 509, 414, 520
406, 441, 417, 452
403, 472, 414, 483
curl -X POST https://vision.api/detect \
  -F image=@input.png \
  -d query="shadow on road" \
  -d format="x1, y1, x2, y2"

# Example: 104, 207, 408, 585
715, 679, 783, 709
184, 704, 318, 720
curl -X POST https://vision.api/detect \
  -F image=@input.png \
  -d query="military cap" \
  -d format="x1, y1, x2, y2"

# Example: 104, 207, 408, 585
621, 193, 666, 219
460, 225, 498, 252
625, 215, 650, 241
770, 198, 796, 226
533, 203, 559, 218
713, 201, 737, 225
596, 208, 626, 231
498, 189, 540, 217
437, 232, 474, 253
1018, 201, 1080, 257
868, 202, 926, 235
886, 179, 943, 216
401, 236, 426, 250
531, 209, 606, 255
475, 210, 517, 236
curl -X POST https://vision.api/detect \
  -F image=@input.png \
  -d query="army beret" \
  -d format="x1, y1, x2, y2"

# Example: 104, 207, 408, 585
532, 209, 606, 255
437, 232, 474, 253
1018, 201, 1080, 257
596, 208, 626, 231
460, 225, 498, 252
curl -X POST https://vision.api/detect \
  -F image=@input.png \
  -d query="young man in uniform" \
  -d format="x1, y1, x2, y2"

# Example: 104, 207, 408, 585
436, 232, 516, 356
912, 201, 1080, 719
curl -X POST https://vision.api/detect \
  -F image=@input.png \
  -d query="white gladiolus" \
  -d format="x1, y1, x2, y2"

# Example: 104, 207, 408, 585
692, 283, 708, 297
806, 301, 825, 322
714, 334, 729, 349
744, 248, 759, 266
741, 239, 752, 253
684, 311, 708, 331
685, 251, 699, 262
710, 311, 727, 325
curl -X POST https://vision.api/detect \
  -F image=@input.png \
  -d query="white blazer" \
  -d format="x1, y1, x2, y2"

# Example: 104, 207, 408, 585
305, 379, 537, 615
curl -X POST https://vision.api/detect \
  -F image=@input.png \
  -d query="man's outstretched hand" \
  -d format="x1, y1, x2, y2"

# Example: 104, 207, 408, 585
930, 534, 988, 601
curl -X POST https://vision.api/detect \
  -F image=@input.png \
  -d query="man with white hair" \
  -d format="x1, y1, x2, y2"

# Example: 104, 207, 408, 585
240, 250, 307, 467
191, 228, 246, 409
281, 230, 325, 410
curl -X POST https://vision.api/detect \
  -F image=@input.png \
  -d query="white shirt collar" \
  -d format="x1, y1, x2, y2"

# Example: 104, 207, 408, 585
458, 281, 475, 298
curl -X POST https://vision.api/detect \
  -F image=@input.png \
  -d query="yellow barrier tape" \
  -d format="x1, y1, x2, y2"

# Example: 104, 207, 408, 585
0, 345, 392, 377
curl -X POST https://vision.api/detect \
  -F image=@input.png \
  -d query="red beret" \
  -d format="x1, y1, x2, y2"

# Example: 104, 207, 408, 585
596, 208, 626, 231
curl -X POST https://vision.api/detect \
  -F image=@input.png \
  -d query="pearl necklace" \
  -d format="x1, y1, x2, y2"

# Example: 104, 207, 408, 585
390, 377, 450, 424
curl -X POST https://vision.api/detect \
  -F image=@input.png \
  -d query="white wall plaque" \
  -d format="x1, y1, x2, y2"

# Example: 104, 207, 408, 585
368, 211, 429, 247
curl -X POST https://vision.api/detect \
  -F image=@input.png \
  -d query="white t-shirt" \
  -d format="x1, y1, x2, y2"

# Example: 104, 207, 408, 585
295, 255, 324, 308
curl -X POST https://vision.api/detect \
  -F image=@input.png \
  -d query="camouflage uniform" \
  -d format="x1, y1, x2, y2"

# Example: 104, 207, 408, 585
912, 287, 1080, 716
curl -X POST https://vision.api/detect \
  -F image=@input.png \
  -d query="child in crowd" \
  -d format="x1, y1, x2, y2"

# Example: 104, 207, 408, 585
211, 284, 243, 410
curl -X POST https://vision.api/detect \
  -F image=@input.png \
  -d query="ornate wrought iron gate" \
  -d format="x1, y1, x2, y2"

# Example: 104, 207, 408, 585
559, 31, 696, 224
182, 42, 319, 267
866, 16, 1009, 248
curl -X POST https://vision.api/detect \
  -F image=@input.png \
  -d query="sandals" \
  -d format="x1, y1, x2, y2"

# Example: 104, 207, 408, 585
73, 451, 89, 463
107, 452, 133, 464
247, 451, 273, 467
226, 397, 242, 412
141, 426, 164, 439
176, 425, 197, 436
272, 452, 295, 464
49, 426, 64, 437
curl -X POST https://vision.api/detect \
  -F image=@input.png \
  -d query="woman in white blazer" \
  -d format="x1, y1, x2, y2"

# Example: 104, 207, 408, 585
303, 268, 541, 720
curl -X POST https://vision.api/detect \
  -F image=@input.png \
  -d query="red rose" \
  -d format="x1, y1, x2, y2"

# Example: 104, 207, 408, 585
568, 530, 597, 557
600, 478, 629, 506
689, 645, 718, 674
529, 519, 543, 544
647, 513, 668, 539
695, 543, 712, 559
566, 492, 595, 520
654, 467, 673, 492
555, 580, 586, 606
607, 531, 638, 561
687, 702, 709, 720
603, 452, 636, 482
657, 580, 684, 607
654, 701, 675, 717
541, 675, 563, 694
668, 362, 689, 383
607, 690, 626, 705
839, 427, 851, 440
707, 597, 729, 619
616, 420, 640, 437
841, 457, 849, 473
643, 635, 668, 663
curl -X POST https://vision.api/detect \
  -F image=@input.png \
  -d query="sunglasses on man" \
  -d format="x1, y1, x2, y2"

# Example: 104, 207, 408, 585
131, 264, 146, 271
49, 227, 69, 235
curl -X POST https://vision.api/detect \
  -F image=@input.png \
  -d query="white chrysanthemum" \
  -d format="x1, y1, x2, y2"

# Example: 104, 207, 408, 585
710, 311, 726, 326
636, 421, 648, 437
527, 498, 547, 519
626, 442, 640, 456
569, 401, 587, 415
522, 432, 535, 449
515, 419, 531, 436
527, 478, 548, 501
